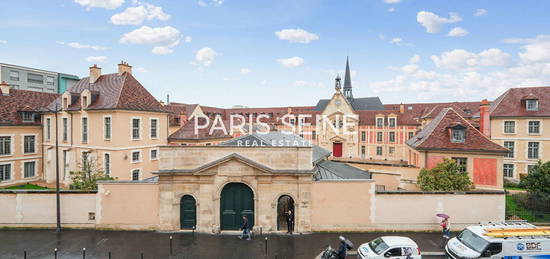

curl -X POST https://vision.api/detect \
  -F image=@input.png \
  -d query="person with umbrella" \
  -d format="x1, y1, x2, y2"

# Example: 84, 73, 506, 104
437, 213, 451, 239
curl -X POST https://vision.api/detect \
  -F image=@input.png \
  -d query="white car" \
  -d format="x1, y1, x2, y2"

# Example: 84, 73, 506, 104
357, 236, 422, 259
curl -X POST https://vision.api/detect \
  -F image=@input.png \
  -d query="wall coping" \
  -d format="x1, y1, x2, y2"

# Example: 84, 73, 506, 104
0, 189, 97, 194
315, 179, 375, 182
376, 190, 505, 195
97, 181, 159, 185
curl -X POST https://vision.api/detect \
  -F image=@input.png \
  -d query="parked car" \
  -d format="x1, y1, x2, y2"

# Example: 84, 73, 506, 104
357, 236, 422, 259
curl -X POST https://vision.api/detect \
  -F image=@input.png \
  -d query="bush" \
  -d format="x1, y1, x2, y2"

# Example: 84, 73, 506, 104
69, 155, 115, 190
417, 158, 473, 191
520, 161, 550, 199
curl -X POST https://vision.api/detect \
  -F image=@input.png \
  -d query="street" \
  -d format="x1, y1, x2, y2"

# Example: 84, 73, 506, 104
0, 229, 447, 258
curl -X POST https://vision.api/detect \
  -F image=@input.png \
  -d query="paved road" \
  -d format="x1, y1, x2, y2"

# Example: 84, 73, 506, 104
0, 229, 448, 259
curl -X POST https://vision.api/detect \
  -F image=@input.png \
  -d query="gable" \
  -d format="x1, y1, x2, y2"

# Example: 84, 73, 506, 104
321, 92, 356, 116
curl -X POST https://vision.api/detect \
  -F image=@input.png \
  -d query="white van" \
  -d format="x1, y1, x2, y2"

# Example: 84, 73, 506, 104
445, 221, 550, 259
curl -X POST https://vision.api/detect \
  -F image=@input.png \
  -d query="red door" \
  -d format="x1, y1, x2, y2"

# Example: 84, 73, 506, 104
333, 142, 343, 157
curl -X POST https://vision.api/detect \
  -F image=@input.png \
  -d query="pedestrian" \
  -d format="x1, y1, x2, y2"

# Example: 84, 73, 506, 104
286, 209, 294, 234
441, 217, 451, 239
239, 215, 251, 240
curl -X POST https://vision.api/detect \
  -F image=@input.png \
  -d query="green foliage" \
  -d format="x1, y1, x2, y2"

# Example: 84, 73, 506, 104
520, 161, 550, 199
69, 155, 115, 190
417, 158, 473, 191
3, 184, 49, 190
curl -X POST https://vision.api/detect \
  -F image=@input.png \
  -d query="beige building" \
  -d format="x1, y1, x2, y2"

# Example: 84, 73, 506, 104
0, 82, 59, 187
42, 62, 168, 184
481, 87, 550, 180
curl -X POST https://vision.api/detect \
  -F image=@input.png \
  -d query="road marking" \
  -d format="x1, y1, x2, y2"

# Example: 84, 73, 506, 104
96, 238, 108, 246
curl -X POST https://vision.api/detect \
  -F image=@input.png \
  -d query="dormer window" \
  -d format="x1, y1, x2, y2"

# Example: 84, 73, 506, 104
451, 127, 466, 143
82, 96, 88, 108
526, 99, 538, 111
63, 97, 68, 109
21, 112, 34, 122
376, 117, 384, 128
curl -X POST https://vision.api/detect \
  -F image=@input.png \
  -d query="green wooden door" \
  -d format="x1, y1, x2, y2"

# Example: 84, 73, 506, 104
220, 183, 254, 230
180, 195, 196, 229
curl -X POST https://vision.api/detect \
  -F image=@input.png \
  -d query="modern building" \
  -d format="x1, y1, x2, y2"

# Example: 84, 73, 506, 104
42, 62, 169, 184
0, 63, 79, 93
0, 81, 59, 187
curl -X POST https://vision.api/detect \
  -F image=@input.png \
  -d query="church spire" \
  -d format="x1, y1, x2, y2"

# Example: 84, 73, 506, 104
343, 56, 353, 99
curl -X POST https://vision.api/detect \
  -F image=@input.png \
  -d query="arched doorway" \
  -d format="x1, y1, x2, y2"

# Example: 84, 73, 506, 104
277, 195, 295, 231
180, 195, 196, 229
220, 183, 254, 230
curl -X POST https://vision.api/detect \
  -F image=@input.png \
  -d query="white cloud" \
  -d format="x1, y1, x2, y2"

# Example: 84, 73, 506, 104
74, 0, 124, 9
294, 80, 325, 88
277, 57, 304, 68
120, 26, 182, 54
135, 67, 148, 73
185, 36, 192, 43
474, 9, 487, 16
56, 41, 107, 51
447, 27, 469, 37
85, 56, 108, 63
511, 35, 550, 63
195, 47, 218, 67
390, 37, 402, 45
240, 68, 251, 74
416, 11, 462, 33
0, 40, 7, 44
387, 7, 395, 12
197, 0, 224, 7
383, 0, 401, 3
111, 3, 170, 25
409, 55, 421, 64
430, 48, 510, 70
275, 29, 319, 44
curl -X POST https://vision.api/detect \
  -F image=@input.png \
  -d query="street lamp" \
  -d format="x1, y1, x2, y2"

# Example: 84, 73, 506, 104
45, 102, 61, 232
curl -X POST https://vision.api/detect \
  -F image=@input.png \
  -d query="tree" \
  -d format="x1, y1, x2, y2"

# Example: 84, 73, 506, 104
417, 158, 473, 191
69, 154, 115, 190
520, 161, 550, 199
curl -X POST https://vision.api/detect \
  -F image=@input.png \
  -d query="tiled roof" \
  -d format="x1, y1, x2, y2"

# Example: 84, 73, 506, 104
0, 88, 59, 126
163, 103, 187, 126
406, 108, 507, 153
168, 117, 233, 140
489, 86, 550, 117
47, 72, 165, 113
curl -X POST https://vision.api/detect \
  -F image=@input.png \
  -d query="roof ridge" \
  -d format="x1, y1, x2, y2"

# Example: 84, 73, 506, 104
113, 72, 127, 109
414, 107, 451, 147
450, 106, 499, 144
489, 88, 510, 114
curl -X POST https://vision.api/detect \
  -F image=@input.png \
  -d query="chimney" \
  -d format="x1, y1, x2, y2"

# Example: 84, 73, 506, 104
89, 64, 102, 84
0, 81, 10, 96
399, 103, 404, 114
479, 99, 491, 137
117, 61, 132, 75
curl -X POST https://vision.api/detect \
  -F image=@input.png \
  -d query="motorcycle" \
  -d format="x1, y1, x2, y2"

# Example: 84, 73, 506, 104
320, 236, 354, 259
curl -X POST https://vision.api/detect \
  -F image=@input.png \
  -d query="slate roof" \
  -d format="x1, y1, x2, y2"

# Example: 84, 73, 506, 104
406, 108, 507, 153
219, 132, 331, 163
314, 160, 371, 180
46, 72, 165, 113
489, 86, 550, 117
314, 97, 385, 111
0, 88, 59, 126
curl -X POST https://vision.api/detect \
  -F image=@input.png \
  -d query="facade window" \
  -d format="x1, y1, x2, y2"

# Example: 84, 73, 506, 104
62, 118, 68, 141
132, 118, 140, 140
21, 112, 34, 122
104, 153, 110, 176
0, 136, 11, 155
408, 132, 414, 140
528, 121, 540, 134
24, 161, 36, 178
27, 73, 43, 84
361, 131, 366, 142
82, 96, 88, 108
526, 99, 539, 111
389, 118, 396, 128
150, 118, 158, 138
376, 132, 383, 143
23, 135, 35, 154
376, 118, 384, 128
527, 142, 539, 159
81, 117, 88, 143
527, 164, 536, 174
452, 157, 467, 173
82, 152, 91, 171
63, 98, 68, 109
503, 141, 514, 158
290, 119, 295, 125
104, 117, 111, 140
503, 121, 515, 134
132, 169, 140, 181
451, 129, 465, 143
46, 76, 54, 85
46, 118, 51, 140
9, 70, 19, 81
150, 149, 158, 160
361, 145, 365, 156
389, 132, 396, 143
503, 164, 514, 178
389, 146, 395, 155
0, 164, 11, 181
312, 130, 316, 140
376, 146, 383, 156
132, 151, 140, 162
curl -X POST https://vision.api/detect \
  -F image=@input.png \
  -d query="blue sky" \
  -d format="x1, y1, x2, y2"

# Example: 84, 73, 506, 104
1, 0, 550, 107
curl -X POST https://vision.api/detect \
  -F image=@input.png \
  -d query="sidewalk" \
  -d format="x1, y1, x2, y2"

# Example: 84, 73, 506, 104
0, 229, 448, 258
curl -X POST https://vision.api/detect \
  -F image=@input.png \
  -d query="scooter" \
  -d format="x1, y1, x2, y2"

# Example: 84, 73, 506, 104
320, 236, 354, 259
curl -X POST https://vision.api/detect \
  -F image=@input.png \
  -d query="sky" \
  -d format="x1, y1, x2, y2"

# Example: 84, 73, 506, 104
1, 0, 550, 108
